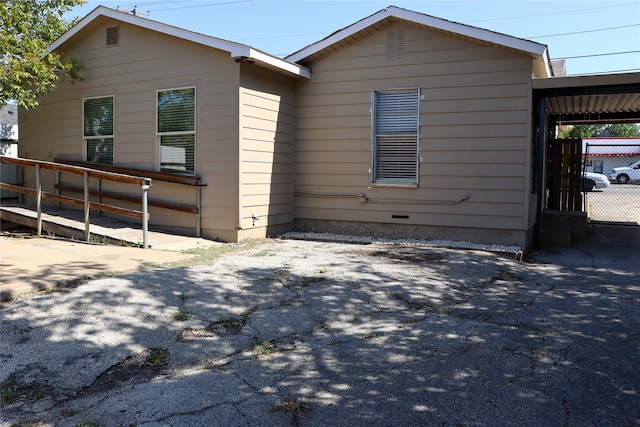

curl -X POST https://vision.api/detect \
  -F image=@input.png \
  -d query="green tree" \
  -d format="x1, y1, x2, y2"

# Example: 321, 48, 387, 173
560, 123, 640, 138
606, 123, 640, 137
1, 0, 86, 109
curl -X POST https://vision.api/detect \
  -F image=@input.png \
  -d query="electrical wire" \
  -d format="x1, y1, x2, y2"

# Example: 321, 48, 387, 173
553, 50, 640, 60
467, 1, 636, 23
527, 23, 640, 39
109, 0, 638, 73
152, 0, 252, 12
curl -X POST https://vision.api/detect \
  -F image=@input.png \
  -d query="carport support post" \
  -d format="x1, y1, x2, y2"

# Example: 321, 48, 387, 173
35, 164, 42, 236
84, 171, 90, 242
142, 180, 150, 248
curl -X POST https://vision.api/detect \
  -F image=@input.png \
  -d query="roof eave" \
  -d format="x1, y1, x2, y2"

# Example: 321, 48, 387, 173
48, 6, 310, 79
287, 5, 549, 66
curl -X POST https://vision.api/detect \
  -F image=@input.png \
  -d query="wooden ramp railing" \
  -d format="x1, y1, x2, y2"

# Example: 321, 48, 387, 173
53, 158, 204, 237
0, 156, 153, 248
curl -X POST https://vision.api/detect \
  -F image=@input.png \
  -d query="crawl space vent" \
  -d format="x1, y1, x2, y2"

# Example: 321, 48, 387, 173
386, 30, 405, 60
106, 26, 120, 45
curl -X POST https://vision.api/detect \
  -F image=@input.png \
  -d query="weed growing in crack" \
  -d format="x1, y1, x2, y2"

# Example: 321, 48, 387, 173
274, 269, 291, 286
0, 380, 21, 404
271, 398, 309, 426
251, 339, 276, 359
177, 241, 262, 268
301, 276, 326, 287
73, 422, 104, 427
173, 310, 193, 321
0, 379, 47, 406
143, 348, 170, 367
253, 250, 274, 257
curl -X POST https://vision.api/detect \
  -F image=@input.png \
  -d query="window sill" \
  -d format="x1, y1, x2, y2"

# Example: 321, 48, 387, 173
370, 182, 418, 189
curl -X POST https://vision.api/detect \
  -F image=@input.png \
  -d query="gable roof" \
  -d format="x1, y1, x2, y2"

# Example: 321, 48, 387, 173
286, 5, 552, 77
48, 6, 310, 79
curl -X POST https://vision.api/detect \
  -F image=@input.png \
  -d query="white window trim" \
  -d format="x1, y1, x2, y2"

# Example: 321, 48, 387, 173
82, 95, 115, 164
371, 87, 421, 187
155, 86, 196, 174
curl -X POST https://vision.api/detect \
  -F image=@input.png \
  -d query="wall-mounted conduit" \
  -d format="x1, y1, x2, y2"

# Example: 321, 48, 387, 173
294, 190, 469, 205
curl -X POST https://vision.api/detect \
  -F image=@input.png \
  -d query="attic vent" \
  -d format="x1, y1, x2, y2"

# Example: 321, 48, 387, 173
106, 26, 119, 45
386, 30, 405, 60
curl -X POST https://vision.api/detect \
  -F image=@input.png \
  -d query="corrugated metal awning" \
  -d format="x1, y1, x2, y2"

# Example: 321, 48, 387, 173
533, 72, 640, 124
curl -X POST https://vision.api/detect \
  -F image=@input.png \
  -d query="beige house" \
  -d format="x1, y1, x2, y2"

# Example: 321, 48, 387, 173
288, 7, 552, 248
18, 5, 309, 243
18, 5, 557, 249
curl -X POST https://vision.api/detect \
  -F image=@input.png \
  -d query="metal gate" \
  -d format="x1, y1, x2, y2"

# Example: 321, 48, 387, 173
583, 143, 640, 225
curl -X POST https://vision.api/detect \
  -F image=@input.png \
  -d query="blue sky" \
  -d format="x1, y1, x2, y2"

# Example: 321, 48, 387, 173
66, 0, 640, 76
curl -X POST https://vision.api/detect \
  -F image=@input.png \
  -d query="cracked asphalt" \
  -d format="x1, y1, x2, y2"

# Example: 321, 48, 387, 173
1, 225, 639, 426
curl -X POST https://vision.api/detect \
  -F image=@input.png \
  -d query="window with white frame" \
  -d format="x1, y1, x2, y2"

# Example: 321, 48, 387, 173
83, 96, 114, 165
157, 87, 195, 173
372, 88, 420, 185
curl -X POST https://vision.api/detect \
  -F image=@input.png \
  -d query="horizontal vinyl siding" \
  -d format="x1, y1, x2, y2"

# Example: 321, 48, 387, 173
20, 19, 241, 240
294, 21, 533, 243
239, 66, 296, 232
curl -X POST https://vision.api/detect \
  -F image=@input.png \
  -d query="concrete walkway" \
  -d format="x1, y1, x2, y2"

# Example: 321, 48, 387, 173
0, 234, 220, 302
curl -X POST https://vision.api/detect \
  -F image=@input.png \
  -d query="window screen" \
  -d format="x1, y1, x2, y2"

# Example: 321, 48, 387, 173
372, 88, 420, 185
157, 87, 195, 173
83, 96, 114, 165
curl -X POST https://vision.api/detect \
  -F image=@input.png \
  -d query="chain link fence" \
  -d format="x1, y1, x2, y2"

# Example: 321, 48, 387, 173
583, 143, 640, 225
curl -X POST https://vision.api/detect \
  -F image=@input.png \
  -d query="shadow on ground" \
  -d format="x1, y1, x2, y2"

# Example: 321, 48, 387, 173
1, 229, 639, 426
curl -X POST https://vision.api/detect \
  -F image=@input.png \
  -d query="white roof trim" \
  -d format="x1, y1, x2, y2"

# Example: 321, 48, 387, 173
49, 6, 310, 79
287, 5, 549, 65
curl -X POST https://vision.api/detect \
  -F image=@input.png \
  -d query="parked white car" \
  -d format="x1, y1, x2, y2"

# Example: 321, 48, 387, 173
610, 160, 640, 184
582, 172, 610, 192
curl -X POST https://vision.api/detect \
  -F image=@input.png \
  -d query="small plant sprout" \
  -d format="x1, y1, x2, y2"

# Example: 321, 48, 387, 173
143, 348, 170, 367
301, 276, 326, 287
251, 339, 276, 359
0, 380, 21, 404
173, 310, 193, 321
272, 398, 310, 425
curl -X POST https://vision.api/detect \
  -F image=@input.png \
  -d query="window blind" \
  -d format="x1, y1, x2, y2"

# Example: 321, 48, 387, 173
83, 96, 114, 165
373, 88, 420, 184
157, 87, 195, 173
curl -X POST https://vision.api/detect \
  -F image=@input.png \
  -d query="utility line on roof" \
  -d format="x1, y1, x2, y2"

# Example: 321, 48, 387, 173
467, 1, 636, 23
527, 23, 640, 39
120, 0, 181, 7
120, 0, 252, 11
553, 50, 640, 60
152, 0, 252, 11
571, 68, 640, 76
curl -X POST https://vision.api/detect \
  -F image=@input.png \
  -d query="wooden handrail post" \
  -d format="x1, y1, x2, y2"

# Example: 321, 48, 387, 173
36, 164, 42, 236
1, 156, 161, 247
55, 170, 61, 208
142, 180, 150, 248
196, 185, 201, 237
96, 178, 102, 216
84, 171, 90, 241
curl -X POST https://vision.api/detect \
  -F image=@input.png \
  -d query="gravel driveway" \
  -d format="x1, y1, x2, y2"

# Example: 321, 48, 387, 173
1, 231, 639, 426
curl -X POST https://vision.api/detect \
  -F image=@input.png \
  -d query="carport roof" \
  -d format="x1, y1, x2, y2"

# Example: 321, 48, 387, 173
533, 72, 640, 124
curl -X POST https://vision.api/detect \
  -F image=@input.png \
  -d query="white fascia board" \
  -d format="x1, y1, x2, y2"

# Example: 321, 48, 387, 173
48, 6, 309, 78
245, 49, 311, 79
287, 5, 548, 63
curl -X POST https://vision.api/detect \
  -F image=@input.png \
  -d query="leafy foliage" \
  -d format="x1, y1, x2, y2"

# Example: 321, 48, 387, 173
1, 0, 86, 109
560, 123, 640, 138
